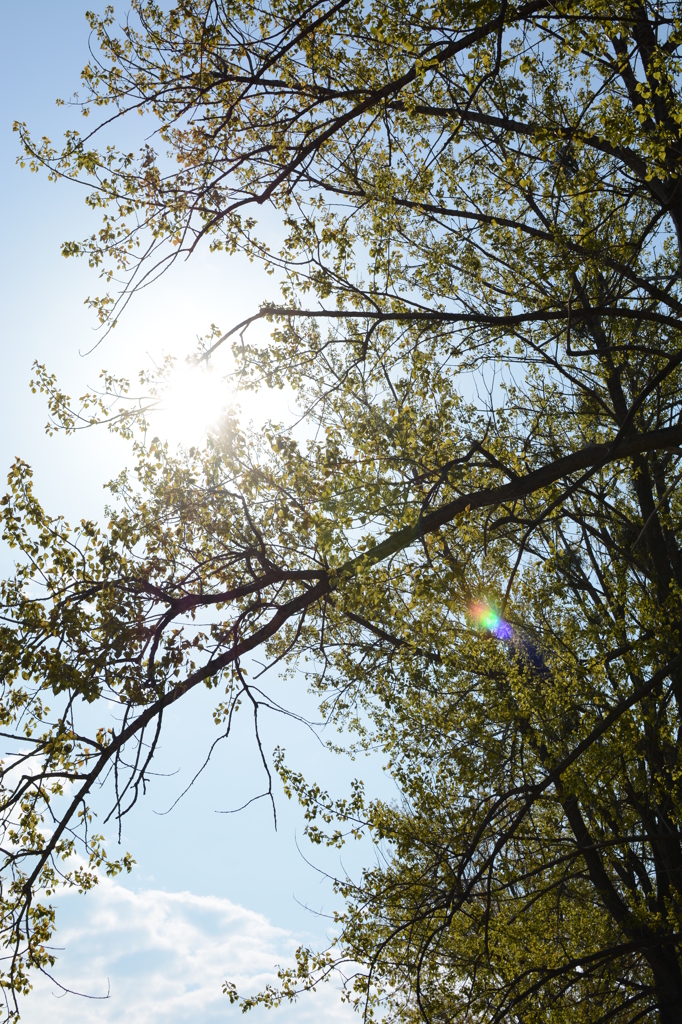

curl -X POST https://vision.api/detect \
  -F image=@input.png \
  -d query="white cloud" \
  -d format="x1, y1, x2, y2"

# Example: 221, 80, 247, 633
18, 881, 354, 1024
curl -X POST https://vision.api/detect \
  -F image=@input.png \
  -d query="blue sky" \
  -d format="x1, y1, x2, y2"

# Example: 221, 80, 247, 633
0, 4, 389, 1020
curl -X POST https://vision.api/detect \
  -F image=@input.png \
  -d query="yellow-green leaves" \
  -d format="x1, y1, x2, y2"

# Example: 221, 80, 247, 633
8, 2, 682, 1020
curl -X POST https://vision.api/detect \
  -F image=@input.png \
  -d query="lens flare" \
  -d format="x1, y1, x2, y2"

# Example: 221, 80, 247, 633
469, 602, 513, 639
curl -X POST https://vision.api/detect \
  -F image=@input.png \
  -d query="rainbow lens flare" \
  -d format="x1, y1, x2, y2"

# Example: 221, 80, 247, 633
469, 602, 513, 640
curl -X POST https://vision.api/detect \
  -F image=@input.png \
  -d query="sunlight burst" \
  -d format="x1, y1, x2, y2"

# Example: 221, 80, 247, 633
155, 361, 231, 447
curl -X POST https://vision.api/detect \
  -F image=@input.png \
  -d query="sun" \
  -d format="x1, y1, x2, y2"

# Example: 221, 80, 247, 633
154, 361, 231, 447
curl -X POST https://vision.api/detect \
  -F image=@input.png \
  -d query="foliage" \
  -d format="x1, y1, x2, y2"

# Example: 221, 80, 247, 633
6, 1, 682, 1022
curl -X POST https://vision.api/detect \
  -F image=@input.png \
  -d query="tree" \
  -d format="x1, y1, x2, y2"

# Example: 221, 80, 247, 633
6, 1, 682, 1021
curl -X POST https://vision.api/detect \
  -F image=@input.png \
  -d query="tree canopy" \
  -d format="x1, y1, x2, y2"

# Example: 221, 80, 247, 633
6, 1, 682, 1022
